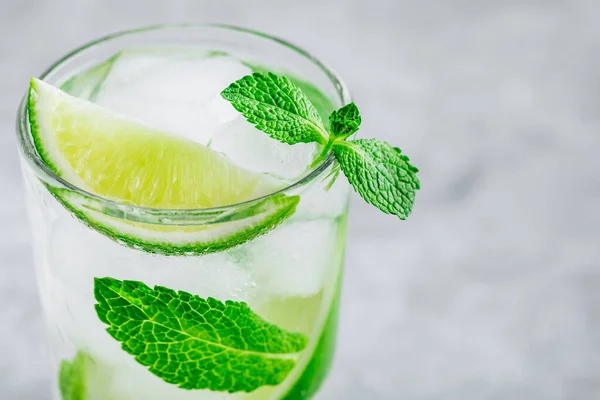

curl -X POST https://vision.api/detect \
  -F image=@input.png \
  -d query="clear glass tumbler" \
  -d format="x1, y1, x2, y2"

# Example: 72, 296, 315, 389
16, 25, 351, 400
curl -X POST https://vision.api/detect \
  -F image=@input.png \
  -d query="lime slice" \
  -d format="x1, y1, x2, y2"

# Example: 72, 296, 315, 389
27, 78, 298, 255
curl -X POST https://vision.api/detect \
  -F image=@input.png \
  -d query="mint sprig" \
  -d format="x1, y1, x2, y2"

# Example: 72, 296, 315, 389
94, 277, 308, 393
222, 72, 420, 219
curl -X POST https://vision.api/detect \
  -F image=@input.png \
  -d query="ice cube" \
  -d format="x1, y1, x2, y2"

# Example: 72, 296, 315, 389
208, 116, 320, 180
247, 220, 339, 298
93, 50, 252, 145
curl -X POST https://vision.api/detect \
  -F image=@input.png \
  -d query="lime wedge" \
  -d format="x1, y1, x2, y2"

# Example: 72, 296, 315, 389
27, 78, 298, 255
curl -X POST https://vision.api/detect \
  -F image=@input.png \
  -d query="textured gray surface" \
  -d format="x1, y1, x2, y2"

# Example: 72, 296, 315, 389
1, 0, 599, 399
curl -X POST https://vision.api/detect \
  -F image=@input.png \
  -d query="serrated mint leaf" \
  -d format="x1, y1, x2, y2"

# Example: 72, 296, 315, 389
333, 139, 420, 219
59, 352, 90, 400
329, 102, 361, 139
221, 72, 328, 145
94, 277, 308, 393
241, 62, 337, 124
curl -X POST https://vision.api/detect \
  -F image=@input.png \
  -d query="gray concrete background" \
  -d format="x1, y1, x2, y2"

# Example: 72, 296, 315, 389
1, 0, 599, 399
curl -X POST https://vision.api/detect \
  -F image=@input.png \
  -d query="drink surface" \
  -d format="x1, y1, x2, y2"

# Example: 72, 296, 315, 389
22, 46, 350, 399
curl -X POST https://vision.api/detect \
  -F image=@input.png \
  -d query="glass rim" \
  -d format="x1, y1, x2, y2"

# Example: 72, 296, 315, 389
16, 23, 351, 218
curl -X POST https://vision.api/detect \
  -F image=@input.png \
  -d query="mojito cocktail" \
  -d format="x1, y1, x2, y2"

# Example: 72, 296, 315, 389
17, 25, 419, 400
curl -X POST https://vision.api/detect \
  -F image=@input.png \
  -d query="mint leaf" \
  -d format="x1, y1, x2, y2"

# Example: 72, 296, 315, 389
333, 139, 420, 219
329, 102, 361, 139
94, 277, 308, 393
242, 62, 337, 124
59, 352, 90, 400
221, 72, 328, 145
